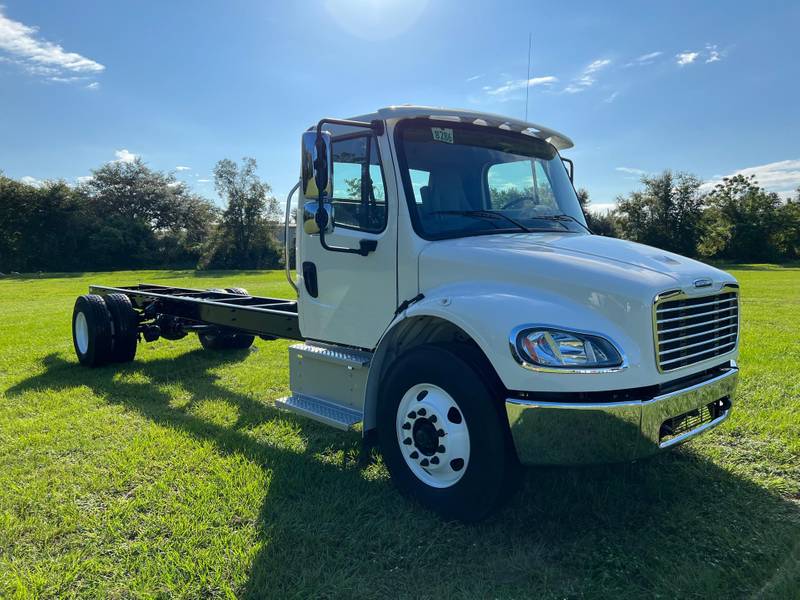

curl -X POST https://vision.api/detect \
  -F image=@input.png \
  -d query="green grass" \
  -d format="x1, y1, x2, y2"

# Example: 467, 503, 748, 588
0, 267, 798, 599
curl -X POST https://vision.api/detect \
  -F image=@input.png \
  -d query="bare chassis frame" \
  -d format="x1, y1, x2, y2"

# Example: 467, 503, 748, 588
89, 283, 302, 341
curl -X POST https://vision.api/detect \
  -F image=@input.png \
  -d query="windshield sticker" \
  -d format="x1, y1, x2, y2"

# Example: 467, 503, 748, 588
431, 127, 454, 144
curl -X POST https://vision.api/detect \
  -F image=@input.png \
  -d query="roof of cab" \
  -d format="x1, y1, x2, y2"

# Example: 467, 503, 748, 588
348, 105, 574, 150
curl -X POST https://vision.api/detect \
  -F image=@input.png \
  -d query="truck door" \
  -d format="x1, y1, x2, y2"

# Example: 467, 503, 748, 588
297, 129, 397, 349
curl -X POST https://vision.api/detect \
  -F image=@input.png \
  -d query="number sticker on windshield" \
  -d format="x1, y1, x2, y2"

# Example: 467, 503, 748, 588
431, 127, 454, 144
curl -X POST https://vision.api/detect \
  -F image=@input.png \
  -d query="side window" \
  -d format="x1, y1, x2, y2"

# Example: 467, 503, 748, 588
331, 135, 387, 232
487, 159, 558, 211
409, 169, 430, 204
487, 160, 534, 209
533, 161, 558, 208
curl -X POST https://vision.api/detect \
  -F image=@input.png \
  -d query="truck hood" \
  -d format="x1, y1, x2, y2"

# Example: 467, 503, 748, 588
418, 232, 735, 301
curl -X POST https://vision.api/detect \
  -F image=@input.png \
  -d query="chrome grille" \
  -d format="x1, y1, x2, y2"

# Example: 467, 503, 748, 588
654, 287, 739, 372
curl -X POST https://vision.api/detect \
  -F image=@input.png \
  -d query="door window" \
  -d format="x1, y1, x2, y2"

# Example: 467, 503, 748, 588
331, 135, 387, 233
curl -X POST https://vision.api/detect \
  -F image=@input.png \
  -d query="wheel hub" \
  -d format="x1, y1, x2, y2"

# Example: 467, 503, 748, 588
396, 383, 471, 488
412, 418, 439, 456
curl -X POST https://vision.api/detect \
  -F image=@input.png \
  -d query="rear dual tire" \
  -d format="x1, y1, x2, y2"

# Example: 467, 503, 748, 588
72, 293, 138, 367
197, 287, 255, 351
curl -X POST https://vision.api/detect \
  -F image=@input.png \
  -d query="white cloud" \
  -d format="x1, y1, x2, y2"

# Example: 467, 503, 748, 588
616, 166, 647, 175
564, 58, 611, 93
112, 149, 138, 164
482, 75, 558, 100
604, 91, 620, 103
197, 178, 211, 183
0, 7, 104, 84
86, 81, 99, 90
676, 51, 699, 66
625, 51, 663, 67
705, 44, 722, 63
586, 202, 617, 215
175, 165, 191, 171
700, 159, 800, 198
466, 74, 482, 82
76, 175, 93, 184
20, 175, 43, 187
636, 51, 662, 63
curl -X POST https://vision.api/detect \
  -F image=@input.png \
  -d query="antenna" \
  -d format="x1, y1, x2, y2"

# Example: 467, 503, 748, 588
524, 31, 532, 122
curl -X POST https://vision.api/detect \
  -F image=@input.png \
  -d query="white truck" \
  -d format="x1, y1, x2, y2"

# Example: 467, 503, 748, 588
71, 106, 740, 521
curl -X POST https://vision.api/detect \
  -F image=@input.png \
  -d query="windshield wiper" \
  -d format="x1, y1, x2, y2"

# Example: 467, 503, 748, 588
535, 214, 592, 233
428, 210, 532, 233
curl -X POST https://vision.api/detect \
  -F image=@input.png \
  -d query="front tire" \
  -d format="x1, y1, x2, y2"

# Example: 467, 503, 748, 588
377, 344, 518, 522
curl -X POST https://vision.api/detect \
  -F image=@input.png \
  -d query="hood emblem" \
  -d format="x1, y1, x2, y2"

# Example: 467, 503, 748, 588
693, 278, 713, 288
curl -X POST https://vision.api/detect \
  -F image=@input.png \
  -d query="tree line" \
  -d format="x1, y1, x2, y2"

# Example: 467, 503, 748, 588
0, 157, 284, 273
580, 171, 800, 262
1, 161, 798, 273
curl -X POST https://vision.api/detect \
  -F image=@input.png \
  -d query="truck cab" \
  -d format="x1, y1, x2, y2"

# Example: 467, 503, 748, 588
72, 106, 739, 521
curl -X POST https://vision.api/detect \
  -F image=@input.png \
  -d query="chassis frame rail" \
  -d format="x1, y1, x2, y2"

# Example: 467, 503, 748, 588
89, 283, 302, 340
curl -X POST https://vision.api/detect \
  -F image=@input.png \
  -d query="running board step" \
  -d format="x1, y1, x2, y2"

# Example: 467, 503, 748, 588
275, 394, 363, 430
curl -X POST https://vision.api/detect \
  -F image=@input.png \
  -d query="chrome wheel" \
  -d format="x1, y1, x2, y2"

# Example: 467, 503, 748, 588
395, 383, 470, 488
74, 311, 89, 354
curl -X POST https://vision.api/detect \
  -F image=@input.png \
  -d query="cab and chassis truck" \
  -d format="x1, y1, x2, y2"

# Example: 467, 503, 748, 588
71, 106, 740, 521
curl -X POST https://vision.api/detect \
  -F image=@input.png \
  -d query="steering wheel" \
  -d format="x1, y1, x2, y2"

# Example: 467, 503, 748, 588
500, 196, 537, 210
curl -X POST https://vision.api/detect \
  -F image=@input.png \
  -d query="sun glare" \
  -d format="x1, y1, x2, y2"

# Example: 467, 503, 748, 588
323, 0, 429, 41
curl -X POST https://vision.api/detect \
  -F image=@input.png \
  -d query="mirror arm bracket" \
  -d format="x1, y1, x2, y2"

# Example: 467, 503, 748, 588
310, 116, 383, 257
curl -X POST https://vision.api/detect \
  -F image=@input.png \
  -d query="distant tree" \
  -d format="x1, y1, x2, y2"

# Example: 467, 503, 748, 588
615, 171, 703, 256
79, 158, 217, 269
202, 157, 281, 269
576, 188, 619, 237
698, 174, 784, 261
0, 176, 85, 271
774, 188, 800, 259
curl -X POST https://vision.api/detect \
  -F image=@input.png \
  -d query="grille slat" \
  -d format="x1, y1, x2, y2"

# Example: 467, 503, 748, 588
657, 297, 737, 313
659, 333, 737, 356
657, 304, 738, 325
654, 288, 739, 372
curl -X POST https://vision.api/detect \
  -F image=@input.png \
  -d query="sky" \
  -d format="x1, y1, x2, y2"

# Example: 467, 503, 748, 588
1, 0, 799, 213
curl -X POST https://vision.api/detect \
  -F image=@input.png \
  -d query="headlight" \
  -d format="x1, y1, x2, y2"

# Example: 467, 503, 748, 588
511, 326, 625, 371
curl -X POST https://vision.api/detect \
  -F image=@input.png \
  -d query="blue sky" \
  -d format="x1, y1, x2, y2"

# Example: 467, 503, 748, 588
1, 0, 798, 212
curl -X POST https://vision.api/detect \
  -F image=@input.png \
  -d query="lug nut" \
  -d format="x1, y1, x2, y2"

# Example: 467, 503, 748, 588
430, 456, 440, 465
437, 445, 445, 453
410, 451, 419, 459
429, 414, 437, 423
437, 429, 445, 437
417, 408, 427, 416
407, 411, 416, 419
402, 422, 411, 430
420, 459, 429, 467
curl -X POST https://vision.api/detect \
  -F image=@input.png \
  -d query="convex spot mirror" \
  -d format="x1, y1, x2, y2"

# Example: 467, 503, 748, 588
302, 130, 332, 201
303, 200, 335, 235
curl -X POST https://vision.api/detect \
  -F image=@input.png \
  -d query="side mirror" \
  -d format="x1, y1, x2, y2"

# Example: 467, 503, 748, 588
562, 157, 574, 183
302, 130, 332, 200
303, 200, 335, 235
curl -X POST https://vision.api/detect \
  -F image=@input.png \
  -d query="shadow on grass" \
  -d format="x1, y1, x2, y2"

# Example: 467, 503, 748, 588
8, 352, 800, 598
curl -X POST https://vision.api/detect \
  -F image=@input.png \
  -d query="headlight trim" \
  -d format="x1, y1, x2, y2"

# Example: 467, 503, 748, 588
509, 324, 628, 374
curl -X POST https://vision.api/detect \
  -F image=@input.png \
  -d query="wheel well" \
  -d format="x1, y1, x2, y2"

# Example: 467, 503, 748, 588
363, 316, 507, 432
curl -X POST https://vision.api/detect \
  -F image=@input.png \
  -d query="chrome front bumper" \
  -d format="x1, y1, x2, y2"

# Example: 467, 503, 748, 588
505, 365, 738, 465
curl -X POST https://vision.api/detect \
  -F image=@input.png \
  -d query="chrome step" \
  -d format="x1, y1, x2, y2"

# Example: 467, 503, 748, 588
290, 342, 371, 369
275, 393, 363, 430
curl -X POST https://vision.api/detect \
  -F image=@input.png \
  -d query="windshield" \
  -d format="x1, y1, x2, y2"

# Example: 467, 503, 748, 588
396, 120, 588, 239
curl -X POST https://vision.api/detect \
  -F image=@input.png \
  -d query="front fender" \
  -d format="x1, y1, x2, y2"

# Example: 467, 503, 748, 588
402, 282, 653, 393
361, 282, 656, 434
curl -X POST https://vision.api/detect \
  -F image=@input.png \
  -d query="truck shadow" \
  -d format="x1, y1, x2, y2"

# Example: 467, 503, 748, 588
7, 352, 800, 598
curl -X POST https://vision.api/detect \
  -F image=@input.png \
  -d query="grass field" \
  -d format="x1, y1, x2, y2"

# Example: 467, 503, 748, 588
0, 267, 798, 599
